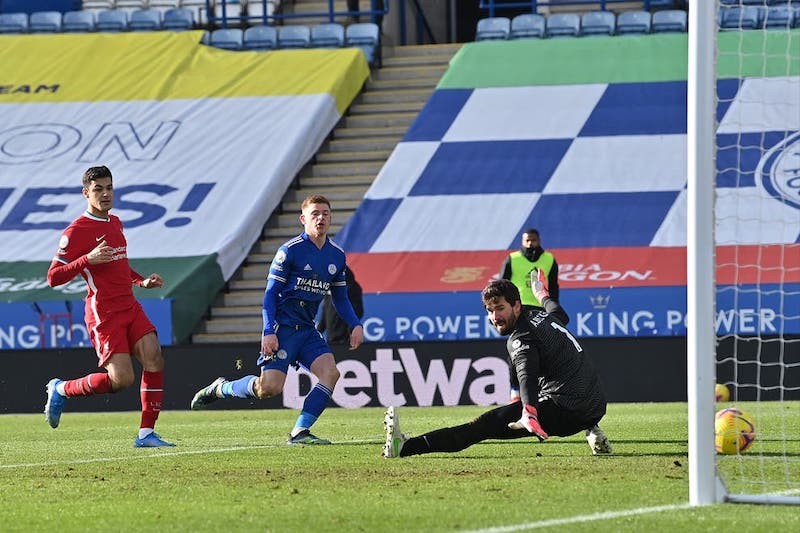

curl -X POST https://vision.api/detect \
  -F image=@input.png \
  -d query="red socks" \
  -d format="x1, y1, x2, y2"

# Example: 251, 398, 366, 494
140, 370, 164, 430
63, 373, 113, 397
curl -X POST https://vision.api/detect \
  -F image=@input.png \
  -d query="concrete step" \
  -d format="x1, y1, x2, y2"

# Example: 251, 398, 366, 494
343, 112, 415, 128
348, 101, 425, 115
203, 316, 263, 334
331, 125, 406, 139
327, 137, 400, 152
220, 291, 267, 307
192, 332, 261, 344
373, 65, 447, 82
367, 77, 440, 91
316, 149, 391, 163
229, 278, 278, 291
283, 184, 369, 202
210, 305, 262, 318
240, 264, 272, 280
302, 161, 383, 177
359, 88, 432, 104
387, 43, 463, 58
299, 174, 377, 187
381, 55, 453, 69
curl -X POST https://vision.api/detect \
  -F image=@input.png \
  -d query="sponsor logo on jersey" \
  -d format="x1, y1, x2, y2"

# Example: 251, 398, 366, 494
296, 276, 331, 294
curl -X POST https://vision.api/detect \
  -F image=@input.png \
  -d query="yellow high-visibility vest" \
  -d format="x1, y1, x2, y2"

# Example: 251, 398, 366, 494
508, 251, 555, 307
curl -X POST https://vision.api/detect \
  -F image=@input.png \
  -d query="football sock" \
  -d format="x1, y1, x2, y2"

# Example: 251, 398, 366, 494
221, 376, 257, 398
62, 373, 114, 397
138, 428, 154, 439
140, 370, 163, 430
292, 383, 332, 435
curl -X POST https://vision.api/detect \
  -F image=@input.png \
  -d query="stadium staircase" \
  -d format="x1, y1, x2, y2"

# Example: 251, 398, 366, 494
191, 39, 462, 343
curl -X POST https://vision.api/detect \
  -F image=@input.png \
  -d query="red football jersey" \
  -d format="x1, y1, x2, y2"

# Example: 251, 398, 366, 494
48, 212, 144, 322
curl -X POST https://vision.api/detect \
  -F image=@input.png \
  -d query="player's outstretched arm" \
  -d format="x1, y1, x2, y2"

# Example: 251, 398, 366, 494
140, 274, 164, 289
349, 324, 364, 350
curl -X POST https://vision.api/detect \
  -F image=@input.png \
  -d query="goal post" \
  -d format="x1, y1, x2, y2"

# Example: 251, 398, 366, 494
688, 1, 800, 507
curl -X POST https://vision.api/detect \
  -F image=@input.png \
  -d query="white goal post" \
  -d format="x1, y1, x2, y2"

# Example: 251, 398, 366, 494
688, 1, 800, 506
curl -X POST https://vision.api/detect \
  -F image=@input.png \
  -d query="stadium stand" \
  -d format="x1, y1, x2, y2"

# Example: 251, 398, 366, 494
509, 13, 545, 39
616, 10, 651, 35
545, 13, 581, 38
475, 16, 510, 41
277, 24, 311, 48
650, 9, 687, 33
581, 11, 615, 36
243, 24, 277, 50
0, 12, 29, 33
96, 9, 129, 31
29, 10, 63, 32
311, 22, 345, 48
130, 9, 163, 31
345, 22, 380, 66
761, 5, 796, 29
62, 10, 96, 31
162, 7, 194, 29
719, 6, 761, 30
210, 27, 243, 49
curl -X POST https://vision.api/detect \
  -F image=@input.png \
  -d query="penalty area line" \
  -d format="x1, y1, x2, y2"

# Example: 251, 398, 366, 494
1, 438, 382, 469
462, 502, 694, 532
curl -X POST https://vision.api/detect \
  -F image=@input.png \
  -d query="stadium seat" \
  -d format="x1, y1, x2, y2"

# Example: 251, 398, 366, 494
277, 25, 311, 49
761, 5, 795, 29
62, 11, 96, 32
210, 28, 243, 50
29, 11, 62, 33
651, 10, 687, 33
163, 8, 194, 30
243, 24, 277, 50
581, 11, 615, 36
96, 10, 130, 32
719, 6, 761, 30
0, 13, 28, 34
130, 10, 163, 31
116, 0, 149, 9
475, 17, 510, 40
311, 23, 345, 48
509, 14, 545, 39
616, 11, 651, 35
345, 22, 380, 66
546, 13, 580, 38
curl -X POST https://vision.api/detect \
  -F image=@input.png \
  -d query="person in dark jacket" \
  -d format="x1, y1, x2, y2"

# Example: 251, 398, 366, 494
318, 267, 364, 345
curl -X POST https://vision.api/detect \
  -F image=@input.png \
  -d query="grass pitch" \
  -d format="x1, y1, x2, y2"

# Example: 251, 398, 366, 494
1, 402, 798, 532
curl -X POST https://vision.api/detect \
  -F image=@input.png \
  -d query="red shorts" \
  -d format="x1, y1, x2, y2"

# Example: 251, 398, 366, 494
86, 303, 156, 367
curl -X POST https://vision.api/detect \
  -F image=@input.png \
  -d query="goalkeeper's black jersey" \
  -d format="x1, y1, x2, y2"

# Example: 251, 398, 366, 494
506, 308, 606, 422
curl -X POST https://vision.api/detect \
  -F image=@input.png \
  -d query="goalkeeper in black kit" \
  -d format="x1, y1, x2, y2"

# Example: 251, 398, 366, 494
382, 269, 612, 458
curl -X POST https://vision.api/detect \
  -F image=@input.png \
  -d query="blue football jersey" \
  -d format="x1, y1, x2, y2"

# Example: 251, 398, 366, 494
262, 233, 359, 335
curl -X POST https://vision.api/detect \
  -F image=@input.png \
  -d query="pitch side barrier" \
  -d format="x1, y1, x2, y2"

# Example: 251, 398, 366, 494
8, 336, 796, 414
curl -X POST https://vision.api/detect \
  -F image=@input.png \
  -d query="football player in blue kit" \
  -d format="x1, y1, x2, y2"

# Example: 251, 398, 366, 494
191, 195, 364, 444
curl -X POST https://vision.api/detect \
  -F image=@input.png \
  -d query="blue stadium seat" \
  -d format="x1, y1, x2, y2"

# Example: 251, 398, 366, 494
210, 28, 243, 50
581, 11, 615, 36
0, 13, 28, 33
475, 17, 510, 40
616, 11, 651, 35
509, 14, 545, 39
62, 11, 96, 32
96, 10, 129, 32
345, 23, 380, 65
243, 25, 277, 50
651, 10, 687, 33
311, 23, 345, 48
163, 8, 194, 30
278, 25, 311, 49
762, 5, 796, 29
719, 6, 761, 30
130, 10, 163, 31
29, 11, 62, 33
546, 13, 580, 38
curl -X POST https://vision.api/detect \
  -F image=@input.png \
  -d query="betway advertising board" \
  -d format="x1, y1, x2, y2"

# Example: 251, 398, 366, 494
0, 31, 369, 346
336, 32, 800, 340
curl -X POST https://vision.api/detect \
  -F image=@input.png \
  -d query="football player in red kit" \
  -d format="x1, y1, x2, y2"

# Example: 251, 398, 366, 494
44, 165, 175, 448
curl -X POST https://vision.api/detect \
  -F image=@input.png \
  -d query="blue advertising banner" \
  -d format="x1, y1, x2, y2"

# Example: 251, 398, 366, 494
0, 299, 172, 350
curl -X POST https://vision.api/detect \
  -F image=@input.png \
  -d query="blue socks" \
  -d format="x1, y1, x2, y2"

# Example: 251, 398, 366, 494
221, 376, 257, 398
293, 383, 333, 433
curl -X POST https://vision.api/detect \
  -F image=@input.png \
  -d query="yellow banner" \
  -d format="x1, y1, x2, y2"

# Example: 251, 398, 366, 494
0, 31, 369, 113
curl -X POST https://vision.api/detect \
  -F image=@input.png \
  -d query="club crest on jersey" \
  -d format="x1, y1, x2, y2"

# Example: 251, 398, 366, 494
511, 339, 522, 349
328, 264, 337, 275
274, 250, 286, 265
758, 130, 800, 210
276, 349, 288, 360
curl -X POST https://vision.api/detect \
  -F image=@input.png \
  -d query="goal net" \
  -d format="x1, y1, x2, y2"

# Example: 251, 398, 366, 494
688, 1, 800, 506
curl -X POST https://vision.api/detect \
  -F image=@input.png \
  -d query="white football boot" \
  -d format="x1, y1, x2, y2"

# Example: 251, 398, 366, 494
586, 425, 613, 455
383, 406, 408, 458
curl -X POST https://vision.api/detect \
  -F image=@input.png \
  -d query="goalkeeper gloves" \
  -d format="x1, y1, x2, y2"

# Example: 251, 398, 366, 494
531, 267, 550, 303
508, 403, 549, 441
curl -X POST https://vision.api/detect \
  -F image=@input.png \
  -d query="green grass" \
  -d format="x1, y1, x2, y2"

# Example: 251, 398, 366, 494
1, 403, 798, 532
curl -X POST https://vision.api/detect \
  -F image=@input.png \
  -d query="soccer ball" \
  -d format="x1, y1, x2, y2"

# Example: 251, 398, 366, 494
715, 383, 730, 402
715, 407, 756, 454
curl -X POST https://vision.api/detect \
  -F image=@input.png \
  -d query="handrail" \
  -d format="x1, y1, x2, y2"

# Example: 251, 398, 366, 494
209, 0, 390, 29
